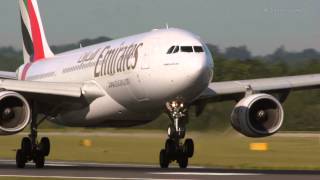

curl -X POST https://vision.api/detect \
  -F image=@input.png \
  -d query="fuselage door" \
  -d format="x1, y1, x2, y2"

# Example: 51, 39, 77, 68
141, 43, 153, 70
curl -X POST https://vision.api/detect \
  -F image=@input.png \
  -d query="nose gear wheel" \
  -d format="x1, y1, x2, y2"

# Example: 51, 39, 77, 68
160, 100, 194, 168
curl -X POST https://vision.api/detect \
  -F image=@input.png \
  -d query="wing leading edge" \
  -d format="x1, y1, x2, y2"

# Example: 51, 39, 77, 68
0, 79, 105, 99
0, 71, 17, 80
198, 74, 320, 102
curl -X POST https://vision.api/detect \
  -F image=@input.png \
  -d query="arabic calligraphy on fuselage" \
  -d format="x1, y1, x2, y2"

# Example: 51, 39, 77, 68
77, 42, 144, 77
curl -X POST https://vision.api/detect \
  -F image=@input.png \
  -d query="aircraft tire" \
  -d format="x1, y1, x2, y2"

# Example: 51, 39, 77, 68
178, 154, 188, 168
21, 137, 32, 157
165, 139, 175, 156
34, 150, 45, 168
40, 137, 50, 156
183, 139, 194, 158
16, 149, 26, 168
159, 149, 169, 168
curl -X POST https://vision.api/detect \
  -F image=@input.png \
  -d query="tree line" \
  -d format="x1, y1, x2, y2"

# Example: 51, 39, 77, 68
1, 37, 320, 131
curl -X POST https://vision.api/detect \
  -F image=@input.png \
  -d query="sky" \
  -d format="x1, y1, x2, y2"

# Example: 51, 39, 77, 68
0, 0, 319, 55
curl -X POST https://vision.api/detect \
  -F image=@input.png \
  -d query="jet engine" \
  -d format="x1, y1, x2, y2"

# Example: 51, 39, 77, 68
0, 91, 31, 135
231, 94, 284, 137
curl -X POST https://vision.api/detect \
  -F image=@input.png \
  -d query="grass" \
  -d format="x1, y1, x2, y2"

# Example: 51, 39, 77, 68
0, 178, 88, 180
1, 130, 320, 170
0, 177, 90, 180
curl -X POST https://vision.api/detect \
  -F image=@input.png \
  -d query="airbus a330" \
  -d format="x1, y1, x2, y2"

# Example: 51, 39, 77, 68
0, 0, 319, 168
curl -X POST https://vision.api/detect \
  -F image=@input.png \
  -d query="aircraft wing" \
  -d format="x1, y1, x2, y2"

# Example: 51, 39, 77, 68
197, 74, 320, 102
0, 79, 104, 99
0, 71, 17, 80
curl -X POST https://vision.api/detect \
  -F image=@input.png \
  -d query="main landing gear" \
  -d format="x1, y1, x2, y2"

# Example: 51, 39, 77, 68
159, 100, 194, 168
16, 110, 50, 168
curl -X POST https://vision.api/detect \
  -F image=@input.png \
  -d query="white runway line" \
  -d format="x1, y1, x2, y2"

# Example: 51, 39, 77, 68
0, 175, 188, 180
45, 163, 77, 167
0, 159, 154, 167
0, 159, 204, 169
150, 172, 261, 176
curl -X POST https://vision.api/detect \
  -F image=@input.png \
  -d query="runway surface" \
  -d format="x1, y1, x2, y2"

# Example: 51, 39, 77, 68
0, 160, 320, 180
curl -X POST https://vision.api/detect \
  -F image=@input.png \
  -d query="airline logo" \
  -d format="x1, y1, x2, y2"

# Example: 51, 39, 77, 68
91, 43, 144, 77
19, 0, 54, 63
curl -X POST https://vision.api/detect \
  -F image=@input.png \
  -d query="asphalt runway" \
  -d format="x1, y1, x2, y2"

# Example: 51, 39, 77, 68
0, 160, 320, 180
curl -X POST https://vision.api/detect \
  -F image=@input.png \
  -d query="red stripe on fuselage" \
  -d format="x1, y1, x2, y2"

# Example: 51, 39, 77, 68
27, 0, 45, 61
21, 63, 32, 80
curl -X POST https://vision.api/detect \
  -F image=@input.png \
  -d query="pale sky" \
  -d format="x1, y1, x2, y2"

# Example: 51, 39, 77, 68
0, 0, 319, 55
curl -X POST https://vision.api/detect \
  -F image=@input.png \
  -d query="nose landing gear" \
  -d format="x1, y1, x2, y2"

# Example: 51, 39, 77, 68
160, 100, 194, 168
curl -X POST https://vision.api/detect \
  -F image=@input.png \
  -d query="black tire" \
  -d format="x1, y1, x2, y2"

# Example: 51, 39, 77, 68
35, 150, 45, 168
183, 139, 194, 158
159, 149, 169, 168
16, 149, 26, 168
21, 137, 32, 157
40, 137, 50, 156
178, 155, 188, 168
165, 139, 175, 155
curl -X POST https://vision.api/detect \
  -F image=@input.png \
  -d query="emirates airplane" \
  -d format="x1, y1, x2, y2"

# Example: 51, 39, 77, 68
1, 0, 319, 169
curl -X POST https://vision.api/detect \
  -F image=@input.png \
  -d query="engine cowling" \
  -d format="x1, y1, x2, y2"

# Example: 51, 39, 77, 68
0, 91, 31, 135
231, 93, 284, 137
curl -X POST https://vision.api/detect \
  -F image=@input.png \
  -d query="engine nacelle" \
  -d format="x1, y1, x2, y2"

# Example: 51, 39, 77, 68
0, 91, 31, 135
231, 94, 284, 137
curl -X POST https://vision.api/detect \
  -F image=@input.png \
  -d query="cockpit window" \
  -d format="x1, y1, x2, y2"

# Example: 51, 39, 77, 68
167, 46, 175, 54
167, 45, 204, 54
194, 46, 204, 53
181, 46, 193, 53
173, 46, 179, 53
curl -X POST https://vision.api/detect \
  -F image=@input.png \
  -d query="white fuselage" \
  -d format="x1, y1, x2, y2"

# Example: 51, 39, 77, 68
17, 28, 213, 127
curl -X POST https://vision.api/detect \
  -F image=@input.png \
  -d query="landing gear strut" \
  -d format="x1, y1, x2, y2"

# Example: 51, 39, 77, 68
16, 105, 50, 168
160, 100, 194, 168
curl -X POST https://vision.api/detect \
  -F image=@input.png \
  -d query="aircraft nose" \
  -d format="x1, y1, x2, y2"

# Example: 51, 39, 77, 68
189, 55, 212, 82
181, 54, 213, 100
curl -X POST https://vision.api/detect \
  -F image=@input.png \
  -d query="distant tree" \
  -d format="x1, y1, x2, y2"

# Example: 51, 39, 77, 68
271, 45, 287, 61
206, 43, 222, 58
224, 45, 251, 60
51, 36, 113, 54
301, 48, 320, 59
79, 36, 112, 47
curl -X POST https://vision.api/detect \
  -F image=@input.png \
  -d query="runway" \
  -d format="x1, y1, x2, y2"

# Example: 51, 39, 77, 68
0, 160, 320, 180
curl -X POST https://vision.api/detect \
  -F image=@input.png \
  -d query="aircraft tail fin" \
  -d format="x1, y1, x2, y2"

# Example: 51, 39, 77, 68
19, 0, 54, 63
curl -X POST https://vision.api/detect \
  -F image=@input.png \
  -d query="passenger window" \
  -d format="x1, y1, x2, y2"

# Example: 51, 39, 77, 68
173, 46, 179, 53
167, 46, 175, 54
181, 46, 193, 53
194, 46, 204, 53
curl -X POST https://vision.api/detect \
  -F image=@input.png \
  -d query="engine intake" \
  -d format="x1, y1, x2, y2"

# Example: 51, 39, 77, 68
0, 91, 31, 135
231, 94, 284, 137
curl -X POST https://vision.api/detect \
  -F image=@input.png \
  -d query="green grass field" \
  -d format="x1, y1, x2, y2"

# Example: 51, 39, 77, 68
0, 178, 87, 180
1, 130, 320, 171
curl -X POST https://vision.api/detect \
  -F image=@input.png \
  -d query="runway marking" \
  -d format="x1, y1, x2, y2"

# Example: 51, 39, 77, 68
150, 172, 261, 176
0, 159, 204, 169
0, 175, 186, 180
45, 163, 77, 167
